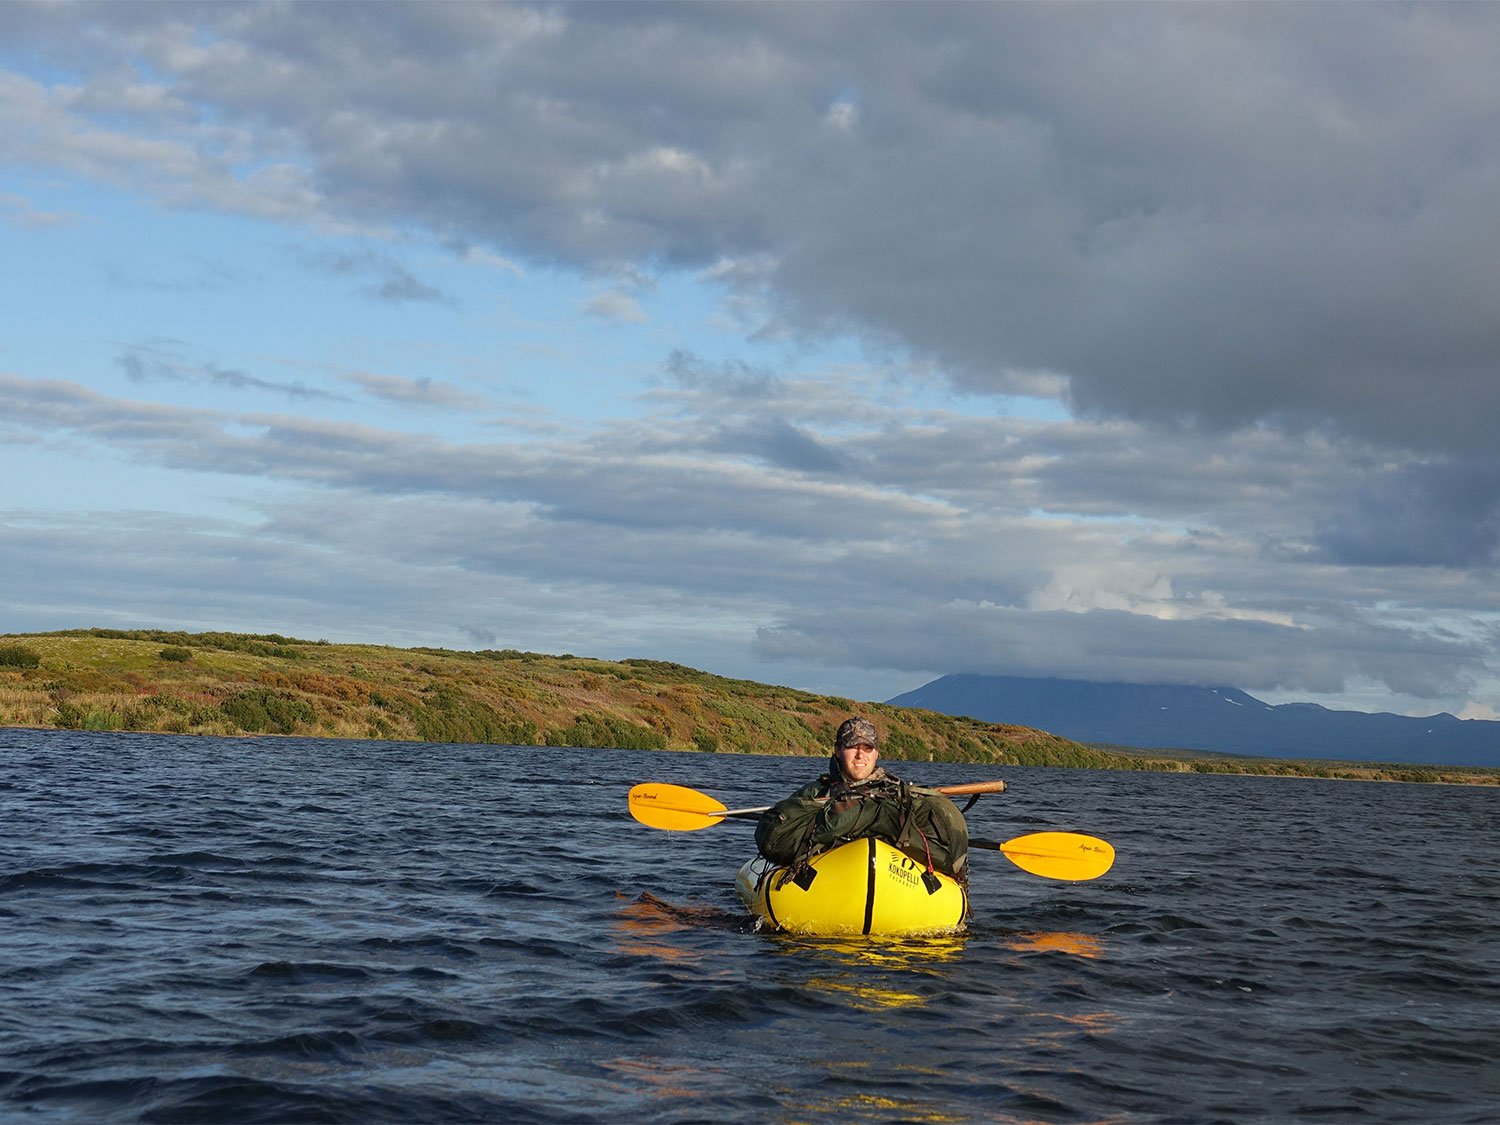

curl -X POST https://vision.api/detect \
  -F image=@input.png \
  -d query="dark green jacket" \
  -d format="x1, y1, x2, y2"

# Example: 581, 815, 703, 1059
754, 764, 969, 879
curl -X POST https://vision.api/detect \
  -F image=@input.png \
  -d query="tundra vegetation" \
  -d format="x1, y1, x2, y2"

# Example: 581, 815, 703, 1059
1, 629, 1494, 785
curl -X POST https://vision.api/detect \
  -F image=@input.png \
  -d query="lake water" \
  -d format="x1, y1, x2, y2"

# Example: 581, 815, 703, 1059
1, 728, 1496, 1123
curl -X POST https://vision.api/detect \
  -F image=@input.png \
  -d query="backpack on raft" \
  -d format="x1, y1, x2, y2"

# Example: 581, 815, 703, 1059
754, 775, 969, 881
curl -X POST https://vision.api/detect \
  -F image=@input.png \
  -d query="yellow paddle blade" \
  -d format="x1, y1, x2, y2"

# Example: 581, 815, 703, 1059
996, 831, 1114, 881
628, 783, 728, 831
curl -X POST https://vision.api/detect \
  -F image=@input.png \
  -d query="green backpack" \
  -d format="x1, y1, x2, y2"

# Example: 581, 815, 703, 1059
755, 775, 969, 880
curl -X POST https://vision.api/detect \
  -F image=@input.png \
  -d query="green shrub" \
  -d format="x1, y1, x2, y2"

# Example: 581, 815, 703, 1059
692, 728, 719, 754
53, 701, 84, 729
242, 642, 301, 659
83, 708, 122, 731
954, 737, 985, 760
159, 647, 192, 663
1003, 740, 1120, 768
0, 644, 41, 669
144, 693, 192, 714
404, 685, 537, 745
545, 712, 666, 751
882, 730, 929, 760
221, 689, 316, 734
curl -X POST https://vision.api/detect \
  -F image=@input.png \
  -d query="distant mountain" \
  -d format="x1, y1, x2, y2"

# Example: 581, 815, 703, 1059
887, 675, 1500, 768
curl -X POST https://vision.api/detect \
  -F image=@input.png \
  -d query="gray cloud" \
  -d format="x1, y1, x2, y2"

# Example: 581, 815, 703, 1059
661, 349, 783, 401
1316, 459, 1500, 568
298, 247, 456, 305
711, 417, 851, 475
338, 371, 489, 411
581, 289, 647, 323
114, 340, 342, 402
0, 191, 82, 229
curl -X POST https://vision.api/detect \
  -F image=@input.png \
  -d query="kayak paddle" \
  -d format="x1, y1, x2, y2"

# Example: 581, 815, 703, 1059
627, 782, 766, 830
970, 831, 1114, 881
627, 782, 1112, 880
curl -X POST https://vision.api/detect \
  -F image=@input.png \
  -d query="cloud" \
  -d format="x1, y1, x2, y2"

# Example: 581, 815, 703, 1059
709, 417, 850, 474
581, 288, 647, 323
453, 245, 524, 274
339, 371, 489, 411
114, 340, 343, 402
0, 191, 82, 229
298, 247, 456, 305
1315, 459, 1500, 568
0, 68, 324, 223
660, 349, 782, 400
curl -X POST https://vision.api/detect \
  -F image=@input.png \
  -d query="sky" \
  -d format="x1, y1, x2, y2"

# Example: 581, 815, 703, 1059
4, 2, 1500, 719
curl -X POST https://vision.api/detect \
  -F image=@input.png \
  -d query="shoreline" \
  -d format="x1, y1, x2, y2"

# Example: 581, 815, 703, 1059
4, 628, 1496, 787
3, 721, 1495, 787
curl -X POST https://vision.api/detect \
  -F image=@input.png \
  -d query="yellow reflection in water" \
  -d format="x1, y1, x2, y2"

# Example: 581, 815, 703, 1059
781, 1090, 969, 1124
802, 975, 926, 1010
778, 1063, 971, 1124
773, 931, 968, 965
769, 932, 967, 1010
1002, 931, 1106, 959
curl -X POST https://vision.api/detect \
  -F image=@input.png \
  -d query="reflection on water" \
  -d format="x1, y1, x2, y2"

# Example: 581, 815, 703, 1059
610, 891, 748, 965
1008, 1008, 1122, 1048
773, 931, 969, 966
771, 931, 967, 1009
801, 974, 931, 1011
617, 896, 1117, 1015
1002, 931, 1106, 959
781, 1084, 971, 1124
596, 1055, 723, 1102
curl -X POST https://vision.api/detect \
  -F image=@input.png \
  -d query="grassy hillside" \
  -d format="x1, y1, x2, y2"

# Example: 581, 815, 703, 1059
2, 629, 1494, 785
0, 628, 1099, 767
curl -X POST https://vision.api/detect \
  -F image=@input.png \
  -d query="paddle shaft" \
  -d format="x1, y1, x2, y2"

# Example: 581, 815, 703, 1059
932, 781, 1007, 796
715, 779, 1006, 822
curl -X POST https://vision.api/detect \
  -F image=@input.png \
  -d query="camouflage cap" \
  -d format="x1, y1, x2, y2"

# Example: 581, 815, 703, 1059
835, 716, 879, 751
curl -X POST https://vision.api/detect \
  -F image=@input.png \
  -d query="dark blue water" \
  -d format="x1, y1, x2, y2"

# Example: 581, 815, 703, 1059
1, 729, 1496, 1123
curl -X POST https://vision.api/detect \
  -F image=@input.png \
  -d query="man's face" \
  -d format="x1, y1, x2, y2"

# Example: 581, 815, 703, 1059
837, 742, 879, 781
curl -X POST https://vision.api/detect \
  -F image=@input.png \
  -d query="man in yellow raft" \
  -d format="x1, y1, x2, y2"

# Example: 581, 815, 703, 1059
754, 717, 970, 889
